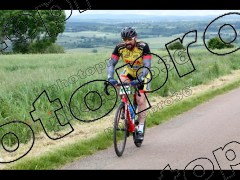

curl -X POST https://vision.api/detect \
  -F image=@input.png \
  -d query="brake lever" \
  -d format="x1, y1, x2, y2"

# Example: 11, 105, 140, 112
104, 81, 110, 95
135, 84, 141, 97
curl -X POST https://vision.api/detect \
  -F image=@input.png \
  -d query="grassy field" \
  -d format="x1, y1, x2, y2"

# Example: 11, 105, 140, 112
1, 47, 240, 166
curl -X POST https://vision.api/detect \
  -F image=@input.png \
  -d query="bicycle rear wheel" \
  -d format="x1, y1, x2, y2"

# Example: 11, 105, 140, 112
114, 102, 128, 157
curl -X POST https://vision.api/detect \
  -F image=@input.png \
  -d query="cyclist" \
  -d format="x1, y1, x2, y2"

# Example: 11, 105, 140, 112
107, 26, 151, 141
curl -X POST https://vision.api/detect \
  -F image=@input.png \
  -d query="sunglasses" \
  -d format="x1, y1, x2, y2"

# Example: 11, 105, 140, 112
122, 37, 135, 42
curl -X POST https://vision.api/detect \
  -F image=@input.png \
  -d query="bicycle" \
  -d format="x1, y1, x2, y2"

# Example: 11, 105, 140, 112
104, 81, 146, 157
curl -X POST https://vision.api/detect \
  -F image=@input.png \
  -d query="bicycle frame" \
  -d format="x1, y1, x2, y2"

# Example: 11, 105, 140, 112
121, 92, 138, 133
104, 81, 140, 133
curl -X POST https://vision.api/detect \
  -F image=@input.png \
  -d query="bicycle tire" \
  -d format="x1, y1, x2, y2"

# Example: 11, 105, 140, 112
114, 102, 128, 157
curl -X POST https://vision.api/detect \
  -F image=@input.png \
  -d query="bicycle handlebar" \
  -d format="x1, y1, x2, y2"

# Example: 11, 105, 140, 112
104, 81, 141, 97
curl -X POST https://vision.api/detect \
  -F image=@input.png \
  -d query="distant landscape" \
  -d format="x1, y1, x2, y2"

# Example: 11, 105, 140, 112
63, 14, 240, 54
67, 14, 240, 21
4, 14, 240, 54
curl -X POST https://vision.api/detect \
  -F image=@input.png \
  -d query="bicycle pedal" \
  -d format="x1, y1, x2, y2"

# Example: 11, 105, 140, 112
135, 139, 142, 143
135, 119, 139, 125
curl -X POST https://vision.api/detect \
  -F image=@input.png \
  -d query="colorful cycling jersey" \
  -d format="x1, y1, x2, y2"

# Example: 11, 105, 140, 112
111, 41, 151, 77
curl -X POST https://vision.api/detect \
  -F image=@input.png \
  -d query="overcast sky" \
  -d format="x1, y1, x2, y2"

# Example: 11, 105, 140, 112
65, 10, 240, 17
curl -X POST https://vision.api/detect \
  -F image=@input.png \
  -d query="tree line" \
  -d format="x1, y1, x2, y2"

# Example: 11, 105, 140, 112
0, 10, 66, 54
64, 20, 239, 37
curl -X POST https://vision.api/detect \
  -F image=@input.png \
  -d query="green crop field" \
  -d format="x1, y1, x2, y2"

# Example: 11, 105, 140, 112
1, 47, 240, 154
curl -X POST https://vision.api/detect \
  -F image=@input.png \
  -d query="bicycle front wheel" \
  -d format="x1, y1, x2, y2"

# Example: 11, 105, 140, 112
114, 102, 128, 157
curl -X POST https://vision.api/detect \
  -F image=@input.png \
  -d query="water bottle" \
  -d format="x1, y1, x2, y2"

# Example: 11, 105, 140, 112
129, 105, 136, 119
128, 105, 136, 131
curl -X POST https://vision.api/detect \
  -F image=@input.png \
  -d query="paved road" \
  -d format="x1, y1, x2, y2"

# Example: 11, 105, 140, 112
60, 87, 240, 170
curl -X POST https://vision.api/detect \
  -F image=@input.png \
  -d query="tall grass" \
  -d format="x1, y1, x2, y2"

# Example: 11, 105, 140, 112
0, 48, 240, 148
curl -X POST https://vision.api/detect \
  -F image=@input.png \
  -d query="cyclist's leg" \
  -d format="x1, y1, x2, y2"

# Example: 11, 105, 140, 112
118, 68, 131, 91
136, 73, 151, 125
135, 73, 150, 140
118, 69, 133, 119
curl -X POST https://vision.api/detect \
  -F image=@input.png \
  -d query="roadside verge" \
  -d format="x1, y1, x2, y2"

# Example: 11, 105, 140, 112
2, 70, 240, 170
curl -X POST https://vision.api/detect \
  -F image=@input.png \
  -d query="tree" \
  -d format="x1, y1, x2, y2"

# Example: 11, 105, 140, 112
42, 43, 65, 54
0, 10, 15, 53
92, 49, 97, 53
207, 36, 235, 50
167, 41, 185, 50
4, 10, 66, 54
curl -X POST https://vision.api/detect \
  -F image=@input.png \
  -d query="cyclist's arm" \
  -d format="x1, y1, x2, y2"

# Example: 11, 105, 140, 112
107, 45, 120, 79
139, 57, 151, 79
107, 56, 119, 79
139, 43, 151, 80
